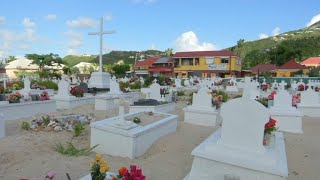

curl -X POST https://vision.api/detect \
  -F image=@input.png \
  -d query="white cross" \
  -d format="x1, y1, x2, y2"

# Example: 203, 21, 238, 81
88, 17, 115, 73
279, 80, 287, 90
153, 78, 158, 83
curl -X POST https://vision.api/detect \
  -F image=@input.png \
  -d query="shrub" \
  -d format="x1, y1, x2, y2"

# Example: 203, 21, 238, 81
177, 90, 185, 96
41, 116, 50, 126
129, 82, 141, 89
21, 121, 30, 130
54, 141, 98, 156
74, 122, 86, 137
31, 80, 58, 90
119, 82, 129, 91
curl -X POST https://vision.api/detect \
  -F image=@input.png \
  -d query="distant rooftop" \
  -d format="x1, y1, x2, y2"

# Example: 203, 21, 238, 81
154, 57, 173, 64
173, 50, 237, 58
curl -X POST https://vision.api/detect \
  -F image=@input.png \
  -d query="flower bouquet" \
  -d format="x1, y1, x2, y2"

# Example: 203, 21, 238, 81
113, 165, 146, 180
40, 91, 50, 101
31, 84, 46, 90
70, 86, 84, 97
7, 92, 23, 103
90, 154, 110, 180
292, 93, 301, 108
263, 117, 278, 145
132, 117, 141, 124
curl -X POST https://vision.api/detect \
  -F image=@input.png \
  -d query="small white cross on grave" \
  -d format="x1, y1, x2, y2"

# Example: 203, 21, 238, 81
153, 78, 158, 83
278, 80, 287, 91
262, 78, 267, 85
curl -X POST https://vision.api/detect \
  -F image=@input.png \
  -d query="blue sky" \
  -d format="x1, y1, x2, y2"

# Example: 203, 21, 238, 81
0, 0, 319, 58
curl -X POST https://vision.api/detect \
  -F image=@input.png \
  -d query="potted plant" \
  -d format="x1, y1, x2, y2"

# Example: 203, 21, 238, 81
263, 117, 278, 146
113, 165, 146, 180
7, 92, 23, 103
90, 153, 110, 180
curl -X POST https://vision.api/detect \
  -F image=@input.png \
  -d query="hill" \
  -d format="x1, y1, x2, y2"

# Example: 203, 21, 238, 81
62, 55, 97, 67
229, 20, 320, 69
91, 50, 164, 65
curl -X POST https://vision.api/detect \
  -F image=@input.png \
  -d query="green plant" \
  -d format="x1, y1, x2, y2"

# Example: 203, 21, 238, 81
74, 122, 86, 137
90, 154, 110, 180
21, 121, 30, 130
54, 141, 98, 156
129, 82, 141, 89
177, 90, 185, 96
133, 116, 141, 124
41, 116, 50, 126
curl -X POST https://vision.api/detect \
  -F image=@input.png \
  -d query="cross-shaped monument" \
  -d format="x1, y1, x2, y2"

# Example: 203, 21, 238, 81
87, 17, 115, 89
278, 80, 287, 90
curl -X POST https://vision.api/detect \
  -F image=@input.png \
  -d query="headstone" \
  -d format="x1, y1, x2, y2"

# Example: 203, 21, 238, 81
79, 83, 89, 93
242, 77, 260, 100
300, 87, 320, 105
219, 98, 268, 152
271, 80, 278, 90
278, 80, 287, 91
22, 77, 31, 91
262, 78, 267, 85
191, 87, 212, 110
139, 76, 144, 85
291, 81, 298, 90
184, 79, 191, 87
272, 88, 293, 110
189, 76, 194, 85
133, 99, 159, 106
150, 80, 161, 101
175, 76, 182, 88
297, 79, 305, 91
56, 79, 72, 97
109, 76, 121, 94
71, 76, 78, 85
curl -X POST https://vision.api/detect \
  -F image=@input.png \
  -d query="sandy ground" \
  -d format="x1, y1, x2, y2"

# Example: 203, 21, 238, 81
0, 100, 319, 180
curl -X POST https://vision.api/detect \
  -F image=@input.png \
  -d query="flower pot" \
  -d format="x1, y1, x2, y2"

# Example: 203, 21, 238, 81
268, 100, 274, 108
263, 133, 274, 146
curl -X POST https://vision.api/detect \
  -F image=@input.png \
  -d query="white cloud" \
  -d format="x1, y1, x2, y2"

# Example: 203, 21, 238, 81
67, 40, 83, 47
0, 29, 16, 41
22, 17, 36, 28
21, 28, 37, 42
272, 27, 280, 36
259, 33, 269, 39
45, 14, 57, 21
64, 30, 83, 39
67, 49, 78, 55
306, 13, 320, 27
105, 15, 113, 21
66, 17, 98, 28
0, 16, 5, 24
174, 31, 217, 52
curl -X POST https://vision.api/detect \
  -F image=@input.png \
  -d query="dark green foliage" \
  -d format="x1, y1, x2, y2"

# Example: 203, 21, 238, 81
129, 82, 141, 89
308, 68, 319, 77
62, 55, 97, 67
112, 64, 130, 77
26, 53, 64, 71
21, 121, 30, 130
41, 116, 50, 126
177, 91, 185, 96
31, 80, 58, 90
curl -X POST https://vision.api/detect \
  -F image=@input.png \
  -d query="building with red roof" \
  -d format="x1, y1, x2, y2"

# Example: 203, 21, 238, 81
300, 57, 320, 67
251, 64, 278, 74
172, 50, 241, 78
133, 57, 158, 77
275, 60, 309, 77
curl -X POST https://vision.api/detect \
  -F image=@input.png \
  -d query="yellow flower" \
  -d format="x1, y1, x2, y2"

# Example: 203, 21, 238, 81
95, 153, 102, 161
100, 166, 108, 173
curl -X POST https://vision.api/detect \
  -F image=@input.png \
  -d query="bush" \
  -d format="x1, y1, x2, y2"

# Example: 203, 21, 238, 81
54, 141, 98, 156
31, 80, 58, 90
129, 82, 141, 89
119, 82, 130, 91
21, 121, 30, 130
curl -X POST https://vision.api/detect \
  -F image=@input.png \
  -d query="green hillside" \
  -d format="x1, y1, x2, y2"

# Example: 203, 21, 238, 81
62, 55, 97, 67
91, 50, 164, 65
229, 20, 320, 69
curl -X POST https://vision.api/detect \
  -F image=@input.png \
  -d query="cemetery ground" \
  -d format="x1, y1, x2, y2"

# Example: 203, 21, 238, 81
0, 100, 319, 180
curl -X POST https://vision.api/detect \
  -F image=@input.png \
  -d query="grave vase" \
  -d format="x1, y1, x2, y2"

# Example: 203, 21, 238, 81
263, 133, 275, 146
268, 100, 274, 108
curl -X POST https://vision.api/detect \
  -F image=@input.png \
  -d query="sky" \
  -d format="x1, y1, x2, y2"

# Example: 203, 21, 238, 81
0, 0, 320, 59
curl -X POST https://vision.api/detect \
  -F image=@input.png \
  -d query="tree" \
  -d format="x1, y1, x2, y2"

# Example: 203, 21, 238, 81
6, 56, 17, 63
70, 67, 80, 74
25, 53, 64, 72
164, 48, 173, 57
112, 64, 130, 77
62, 66, 71, 75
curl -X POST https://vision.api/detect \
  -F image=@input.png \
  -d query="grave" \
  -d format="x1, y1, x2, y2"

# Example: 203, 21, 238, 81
175, 76, 183, 88
53, 79, 95, 109
297, 86, 320, 117
183, 87, 218, 126
185, 97, 288, 180
270, 81, 303, 134
242, 77, 260, 100
225, 78, 239, 92
90, 111, 178, 159
109, 76, 122, 95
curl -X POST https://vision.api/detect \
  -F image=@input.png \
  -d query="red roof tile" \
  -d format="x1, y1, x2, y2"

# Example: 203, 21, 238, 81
251, 64, 277, 73
278, 60, 307, 69
173, 50, 237, 57
133, 57, 158, 67
301, 57, 320, 65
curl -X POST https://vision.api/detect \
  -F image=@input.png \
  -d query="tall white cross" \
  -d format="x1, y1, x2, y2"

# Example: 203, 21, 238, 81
88, 17, 115, 73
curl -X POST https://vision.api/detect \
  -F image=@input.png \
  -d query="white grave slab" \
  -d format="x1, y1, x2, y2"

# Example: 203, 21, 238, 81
90, 111, 178, 159
184, 87, 218, 126
185, 98, 288, 180
270, 87, 303, 134
298, 87, 320, 117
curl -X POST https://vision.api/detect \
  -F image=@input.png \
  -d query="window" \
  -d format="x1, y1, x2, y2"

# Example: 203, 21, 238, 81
206, 57, 214, 64
221, 58, 229, 64
195, 58, 200, 65
181, 58, 193, 65
174, 58, 179, 68
237, 58, 242, 65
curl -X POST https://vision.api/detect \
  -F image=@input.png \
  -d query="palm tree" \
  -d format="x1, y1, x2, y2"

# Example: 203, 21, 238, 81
164, 48, 173, 57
